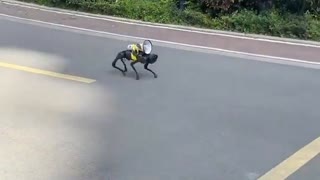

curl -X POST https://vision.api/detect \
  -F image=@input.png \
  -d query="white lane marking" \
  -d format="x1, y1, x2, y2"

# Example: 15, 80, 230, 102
0, 13, 320, 66
2, 0, 320, 49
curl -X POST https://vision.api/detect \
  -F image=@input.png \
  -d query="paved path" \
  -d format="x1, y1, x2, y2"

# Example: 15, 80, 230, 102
0, 3, 320, 180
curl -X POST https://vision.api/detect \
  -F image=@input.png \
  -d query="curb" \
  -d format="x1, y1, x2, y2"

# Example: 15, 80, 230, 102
2, 0, 320, 46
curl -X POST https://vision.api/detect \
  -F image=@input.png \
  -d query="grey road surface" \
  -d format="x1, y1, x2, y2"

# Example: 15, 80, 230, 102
0, 17, 320, 180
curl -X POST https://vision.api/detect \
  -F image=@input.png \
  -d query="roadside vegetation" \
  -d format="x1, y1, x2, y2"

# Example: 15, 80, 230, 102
20, 0, 320, 41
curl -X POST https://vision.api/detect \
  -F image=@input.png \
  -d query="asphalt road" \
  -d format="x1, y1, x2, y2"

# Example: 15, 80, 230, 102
1, 17, 320, 180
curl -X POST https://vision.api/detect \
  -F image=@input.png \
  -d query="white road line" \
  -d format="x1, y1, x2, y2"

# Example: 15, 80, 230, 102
2, 0, 320, 49
1, 13, 320, 66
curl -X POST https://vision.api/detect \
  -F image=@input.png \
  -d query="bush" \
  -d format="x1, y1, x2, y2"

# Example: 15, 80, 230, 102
76, 1, 120, 15
176, 9, 213, 27
115, 0, 177, 23
209, 9, 314, 40
306, 13, 320, 41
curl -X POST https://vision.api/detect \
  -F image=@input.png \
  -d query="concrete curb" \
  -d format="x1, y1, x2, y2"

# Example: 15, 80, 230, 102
2, 0, 320, 46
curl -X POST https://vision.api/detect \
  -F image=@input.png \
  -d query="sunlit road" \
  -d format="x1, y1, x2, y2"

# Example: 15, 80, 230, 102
0, 15, 320, 180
